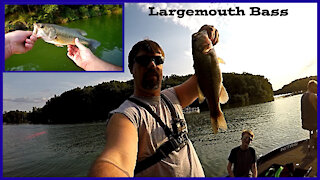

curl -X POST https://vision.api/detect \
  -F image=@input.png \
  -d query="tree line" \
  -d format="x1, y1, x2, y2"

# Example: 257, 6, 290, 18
274, 76, 317, 95
3, 73, 274, 124
5, 5, 122, 32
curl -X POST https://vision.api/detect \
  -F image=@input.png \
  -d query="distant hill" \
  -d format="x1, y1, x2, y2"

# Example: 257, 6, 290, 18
274, 76, 317, 95
3, 73, 274, 124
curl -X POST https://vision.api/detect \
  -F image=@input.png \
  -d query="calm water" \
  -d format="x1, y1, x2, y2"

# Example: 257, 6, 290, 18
5, 14, 123, 71
3, 94, 309, 177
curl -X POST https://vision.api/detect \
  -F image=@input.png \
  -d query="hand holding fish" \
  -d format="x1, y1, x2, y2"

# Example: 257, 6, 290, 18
67, 38, 122, 71
5, 30, 38, 60
192, 25, 229, 134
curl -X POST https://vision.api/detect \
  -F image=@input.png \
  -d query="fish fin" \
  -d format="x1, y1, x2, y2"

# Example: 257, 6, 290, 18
73, 29, 87, 36
197, 85, 205, 103
88, 38, 101, 51
218, 57, 225, 64
210, 110, 227, 134
217, 112, 227, 130
55, 44, 64, 47
219, 84, 229, 104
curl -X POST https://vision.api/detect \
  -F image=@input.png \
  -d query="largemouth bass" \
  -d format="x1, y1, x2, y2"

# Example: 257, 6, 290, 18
192, 29, 229, 134
33, 23, 100, 49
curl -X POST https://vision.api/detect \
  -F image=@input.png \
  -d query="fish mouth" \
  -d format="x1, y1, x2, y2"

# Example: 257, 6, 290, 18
193, 30, 214, 54
203, 46, 213, 54
202, 43, 213, 54
32, 23, 39, 35
33, 22, 40, 29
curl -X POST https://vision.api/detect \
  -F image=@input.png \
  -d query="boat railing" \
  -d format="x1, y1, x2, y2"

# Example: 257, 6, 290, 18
257, 139, 307, 165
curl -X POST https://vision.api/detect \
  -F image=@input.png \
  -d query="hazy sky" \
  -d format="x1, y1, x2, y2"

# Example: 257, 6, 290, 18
3, 3, 317, 112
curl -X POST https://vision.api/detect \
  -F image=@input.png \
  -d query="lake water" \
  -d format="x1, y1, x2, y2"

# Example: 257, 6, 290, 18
5, 14, 123, 71
2, 94, 310, 177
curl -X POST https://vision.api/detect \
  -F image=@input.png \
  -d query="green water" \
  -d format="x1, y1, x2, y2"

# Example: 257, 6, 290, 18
5, 14, 123, 71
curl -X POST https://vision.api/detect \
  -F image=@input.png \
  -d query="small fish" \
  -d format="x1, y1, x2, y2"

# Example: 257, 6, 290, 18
192, 29, 229, 134
33, 23, 100, 49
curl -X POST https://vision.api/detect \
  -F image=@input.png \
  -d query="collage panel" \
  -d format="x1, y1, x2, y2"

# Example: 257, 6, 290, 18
2, 1, 318, 178
3, 72, 131, 177
124, 3, 317, 177
5, 4, 123, 71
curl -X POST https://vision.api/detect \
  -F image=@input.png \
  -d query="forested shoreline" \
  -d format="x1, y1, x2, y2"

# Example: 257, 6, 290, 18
3, 73, 275, 124
5, 5, 122, 32
274, 76, 317, 95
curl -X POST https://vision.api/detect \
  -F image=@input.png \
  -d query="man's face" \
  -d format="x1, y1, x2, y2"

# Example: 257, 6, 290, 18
241, 133, 253, 147
132, 50, 163, 92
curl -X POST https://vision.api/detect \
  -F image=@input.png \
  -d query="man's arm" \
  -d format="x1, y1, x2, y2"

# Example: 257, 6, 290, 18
88, 113, 138, 177
174, 75, 199, 108
251, 162, 258, 177
309, 93, 317, 111
227, 161, 235, 177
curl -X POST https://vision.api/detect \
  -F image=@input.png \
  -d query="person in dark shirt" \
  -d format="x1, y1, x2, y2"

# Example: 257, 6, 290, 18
301, 80, 317, 148
227, 130, 257, 177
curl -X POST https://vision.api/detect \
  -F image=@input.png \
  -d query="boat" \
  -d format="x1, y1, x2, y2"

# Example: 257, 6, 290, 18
183, 107, 200, 114
257, 138, 317, 177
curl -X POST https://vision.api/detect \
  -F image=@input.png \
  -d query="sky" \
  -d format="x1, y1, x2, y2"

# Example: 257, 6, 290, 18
3, 3, 317, 112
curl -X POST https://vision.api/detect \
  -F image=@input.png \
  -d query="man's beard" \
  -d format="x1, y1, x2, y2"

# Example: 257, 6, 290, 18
142, 69, 161, 90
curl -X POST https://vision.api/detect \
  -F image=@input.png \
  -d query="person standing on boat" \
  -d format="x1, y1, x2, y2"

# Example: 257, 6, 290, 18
88, 25, 218, 177
301, 80, 317, 147
227, 130, 258, 177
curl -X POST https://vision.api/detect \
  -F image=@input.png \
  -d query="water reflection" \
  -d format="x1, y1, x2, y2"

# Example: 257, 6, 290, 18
186, 94, 309, 177
3, 95, 309, 177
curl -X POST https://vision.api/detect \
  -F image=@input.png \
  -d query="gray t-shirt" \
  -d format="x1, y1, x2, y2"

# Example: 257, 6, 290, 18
109, 88, 204, 177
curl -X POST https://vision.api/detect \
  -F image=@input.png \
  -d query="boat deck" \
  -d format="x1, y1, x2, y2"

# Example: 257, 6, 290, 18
258, 140, 317, 177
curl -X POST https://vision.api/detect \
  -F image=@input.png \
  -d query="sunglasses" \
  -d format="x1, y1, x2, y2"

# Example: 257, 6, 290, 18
243, 136, 253, 141
134, 55, 164, 67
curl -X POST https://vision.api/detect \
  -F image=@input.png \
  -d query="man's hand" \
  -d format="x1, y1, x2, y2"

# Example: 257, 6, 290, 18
67, 38, 97, 70
5, 30, 38, 59
251, 163, 258, 177
227, 161, 235, 177
67, 38, 122, 71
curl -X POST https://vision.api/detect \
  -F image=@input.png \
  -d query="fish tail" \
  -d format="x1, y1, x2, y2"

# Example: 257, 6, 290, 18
88, 39, 101, 50
210, 117, 219, 134
210, 111, 227, 134
217, 112, 227, 130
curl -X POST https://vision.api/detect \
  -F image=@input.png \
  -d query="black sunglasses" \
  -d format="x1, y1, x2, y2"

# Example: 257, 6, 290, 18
243, 136, 253, 141
134, 55, 164, 67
